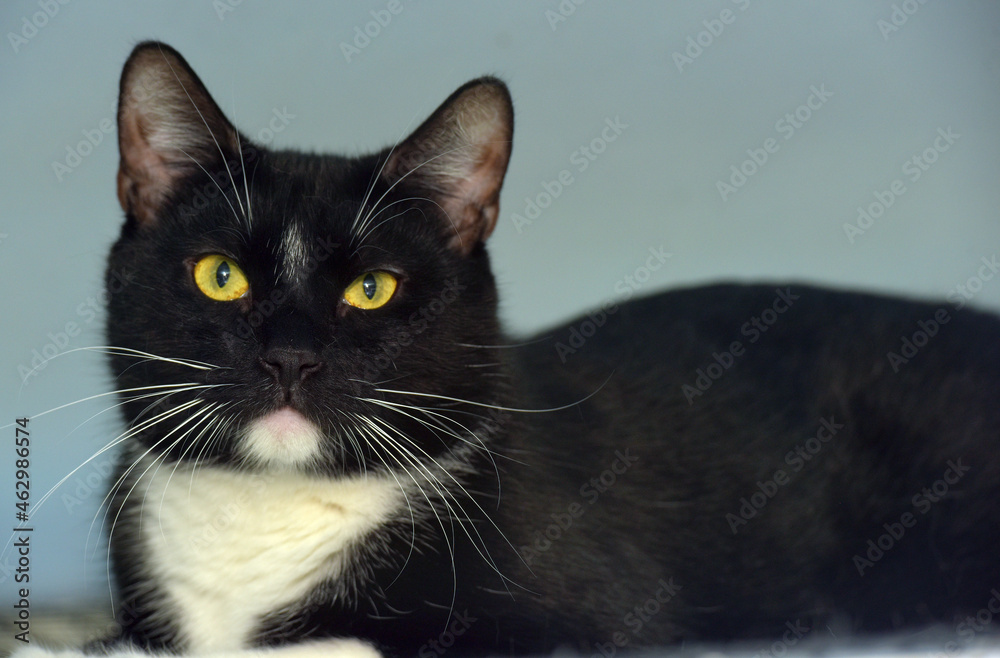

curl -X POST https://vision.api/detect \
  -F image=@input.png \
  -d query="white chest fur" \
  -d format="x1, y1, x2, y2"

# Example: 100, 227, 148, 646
134, 459, 404, 652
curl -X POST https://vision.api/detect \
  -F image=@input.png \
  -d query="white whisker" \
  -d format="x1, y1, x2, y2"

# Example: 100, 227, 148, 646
375, 376, 613, 414
155, 43, 246, 221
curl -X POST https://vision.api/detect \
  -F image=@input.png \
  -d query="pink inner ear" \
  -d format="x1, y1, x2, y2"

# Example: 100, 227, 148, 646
382, 78, 513, 256
117, 112, 177, 225
442, 145, 509, 253
115, 43, 243, 226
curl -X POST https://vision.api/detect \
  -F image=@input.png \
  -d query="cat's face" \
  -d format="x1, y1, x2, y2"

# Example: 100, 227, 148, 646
107, 42, 513, 475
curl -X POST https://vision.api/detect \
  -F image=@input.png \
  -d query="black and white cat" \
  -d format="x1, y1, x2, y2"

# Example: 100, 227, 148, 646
21, 41, 1000, 657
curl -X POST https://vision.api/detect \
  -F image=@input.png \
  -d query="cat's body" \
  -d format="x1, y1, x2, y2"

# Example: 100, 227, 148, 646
23, 43, 1000, 657
104, 282, 1000, 656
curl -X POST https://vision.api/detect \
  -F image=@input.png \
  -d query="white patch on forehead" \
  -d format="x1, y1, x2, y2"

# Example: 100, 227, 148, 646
281, 221, 309, 285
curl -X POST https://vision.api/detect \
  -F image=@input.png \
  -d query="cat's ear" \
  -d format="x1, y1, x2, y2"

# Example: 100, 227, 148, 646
385, 78, 514, 255
116, 41, 241, 225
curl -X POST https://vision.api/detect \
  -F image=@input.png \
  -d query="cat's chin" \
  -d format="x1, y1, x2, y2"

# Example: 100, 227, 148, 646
240, 406, 324, 470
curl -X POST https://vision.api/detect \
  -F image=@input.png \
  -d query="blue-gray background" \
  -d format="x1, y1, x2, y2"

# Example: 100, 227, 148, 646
1, 1, 998, 610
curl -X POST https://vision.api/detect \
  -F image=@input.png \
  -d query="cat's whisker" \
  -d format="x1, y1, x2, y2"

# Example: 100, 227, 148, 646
323, 409, 364, 476
0, 397, 203, 569
344, 412, 424, 589
455, 337, 553, 349
375, 401, 505, 512
360, 415, 497, 563
352, 197, 429, 249
64, 383, 231, 441
233, 127, 253, 228
351, 142, 479, 248
27, 345, 218, 372
10, 382, 219, 427
364, 397, 514, 494
361, 397, 505, 472
347, 374, 414, 388
176, 145, 246, 226
352, 415, 459, 588
363, 397, 469, 442
365, 412, 532, 590
98, 399, 221, 612
85, 399, 208, 553
157, 402, 231, 524
148, 404, 228, 547
349, 109, 429, 238
154, 43, 247, 222
374, 377, 613, 414
20, 387, 219, 532
360, 414, 518, 604
189, 412, 238, 494
14, 345, 221, 400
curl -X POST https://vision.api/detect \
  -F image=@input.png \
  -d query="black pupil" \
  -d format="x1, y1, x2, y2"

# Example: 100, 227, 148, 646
362, 273, 377, 300
216, 261, 231, 288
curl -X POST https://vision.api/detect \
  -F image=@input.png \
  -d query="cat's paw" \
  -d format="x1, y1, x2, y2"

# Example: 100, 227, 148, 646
261, 638, 382, 658
9, 647, 90, 658
7, 638, 381, 658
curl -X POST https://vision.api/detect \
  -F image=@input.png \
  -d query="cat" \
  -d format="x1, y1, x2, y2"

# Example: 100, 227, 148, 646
18, 40, 1000, 658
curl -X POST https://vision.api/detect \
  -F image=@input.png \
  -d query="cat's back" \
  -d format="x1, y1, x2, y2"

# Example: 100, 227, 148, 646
492, 283, 1000, 641
515, 282, 999, 406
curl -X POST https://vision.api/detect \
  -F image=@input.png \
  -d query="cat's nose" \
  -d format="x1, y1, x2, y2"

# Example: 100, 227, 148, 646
260, 346, 323, 393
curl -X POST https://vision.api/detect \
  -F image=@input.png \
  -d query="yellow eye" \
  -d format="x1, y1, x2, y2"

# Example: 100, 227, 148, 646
193, 255, 249, 301
343, 271, 398, 310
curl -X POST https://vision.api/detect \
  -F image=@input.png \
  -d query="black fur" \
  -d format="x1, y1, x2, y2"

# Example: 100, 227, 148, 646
101, 42, 1000, 656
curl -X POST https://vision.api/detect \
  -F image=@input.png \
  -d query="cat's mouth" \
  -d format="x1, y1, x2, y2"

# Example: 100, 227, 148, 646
239, 405, 324, 469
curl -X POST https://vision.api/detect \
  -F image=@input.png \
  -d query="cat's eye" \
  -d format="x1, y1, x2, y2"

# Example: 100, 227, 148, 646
193, 254, 249, 301
343, 271, 398, 310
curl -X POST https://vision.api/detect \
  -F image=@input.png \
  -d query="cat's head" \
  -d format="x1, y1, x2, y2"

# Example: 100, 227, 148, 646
107, 42, 514, 475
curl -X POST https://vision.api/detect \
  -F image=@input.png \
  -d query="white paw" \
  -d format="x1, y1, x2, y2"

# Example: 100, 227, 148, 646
260, 638, 383, 658
10, 646, 92, 658
7, 638, 381, 658
9, 644, 154, 658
